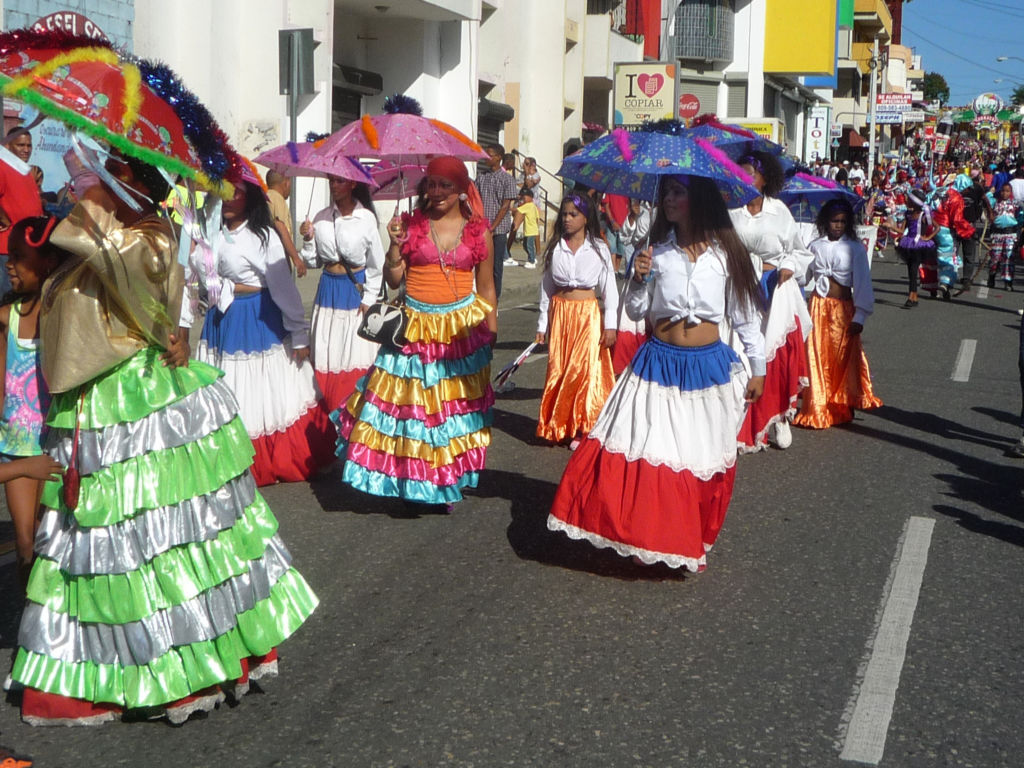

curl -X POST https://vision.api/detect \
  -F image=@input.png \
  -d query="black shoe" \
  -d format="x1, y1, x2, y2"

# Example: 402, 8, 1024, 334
940, 285, 951, 301
988, 273, 996, 288
903, 298, 918, 308
1008, 281, 1015, 292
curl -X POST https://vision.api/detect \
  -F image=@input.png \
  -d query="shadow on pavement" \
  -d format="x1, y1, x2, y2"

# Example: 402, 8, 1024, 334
842, 407, 1024, 536
474, 467, 688, 582
972, 406, 1020, 428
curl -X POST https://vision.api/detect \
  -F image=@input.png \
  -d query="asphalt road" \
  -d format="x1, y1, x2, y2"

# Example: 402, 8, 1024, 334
1, 246, 1022, 768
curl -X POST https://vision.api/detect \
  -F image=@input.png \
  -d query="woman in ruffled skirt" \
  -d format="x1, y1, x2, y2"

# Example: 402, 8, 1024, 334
10, 145, 317, 725
334, 157, 497, 511
188, 172, 335, 486
548, 175, 765, 572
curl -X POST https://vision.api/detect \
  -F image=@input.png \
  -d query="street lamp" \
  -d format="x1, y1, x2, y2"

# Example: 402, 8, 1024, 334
997, 56, 1024, 63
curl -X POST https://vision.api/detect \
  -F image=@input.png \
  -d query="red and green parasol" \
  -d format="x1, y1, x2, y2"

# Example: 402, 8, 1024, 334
0, 28, 243, 197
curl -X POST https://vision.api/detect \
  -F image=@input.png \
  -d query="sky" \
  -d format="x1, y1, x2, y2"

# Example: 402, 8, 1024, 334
899, 0, 1024, 107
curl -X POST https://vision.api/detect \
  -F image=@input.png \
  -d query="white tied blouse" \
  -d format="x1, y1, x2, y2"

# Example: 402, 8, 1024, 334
537, 236, 619, 334
807, 234, 875, 326
625, 233, 766, 376
729, 196, 814, 281
299, 201, 384, 307
180, 222, 310, 348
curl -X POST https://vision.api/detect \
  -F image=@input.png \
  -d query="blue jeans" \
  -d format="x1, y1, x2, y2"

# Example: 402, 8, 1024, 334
524, 235, 536, 264
492, 233, 508, 299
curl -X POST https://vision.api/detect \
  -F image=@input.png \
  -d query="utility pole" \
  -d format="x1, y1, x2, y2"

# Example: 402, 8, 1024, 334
867, 35, 879, 170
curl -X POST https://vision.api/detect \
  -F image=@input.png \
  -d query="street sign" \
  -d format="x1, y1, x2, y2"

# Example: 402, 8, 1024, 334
830, 122, 843, 139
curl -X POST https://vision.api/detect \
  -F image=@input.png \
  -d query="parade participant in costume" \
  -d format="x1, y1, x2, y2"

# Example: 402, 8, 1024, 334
299, 175, 385, 411
547, 176, 765, 572
183, 168, 335, 486
930, 184, 975, 300
987, 182, 1023, 290
334, 156, 496, 510
9, 155, 318, 725
894, 192, 936, 308
729, 151, 812, 452
0, 216, 64, 590
534, 193, 617, 448
795, 198, 882, 429
613, 198, 651, 375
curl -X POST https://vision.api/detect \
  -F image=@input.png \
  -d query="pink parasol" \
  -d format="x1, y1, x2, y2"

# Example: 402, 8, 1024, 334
312, 94, 487, 164
368, 159, 428, 200
254, 138, 376, 185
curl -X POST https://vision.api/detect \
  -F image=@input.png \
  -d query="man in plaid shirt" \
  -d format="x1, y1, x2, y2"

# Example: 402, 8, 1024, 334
478, 143, 518, 298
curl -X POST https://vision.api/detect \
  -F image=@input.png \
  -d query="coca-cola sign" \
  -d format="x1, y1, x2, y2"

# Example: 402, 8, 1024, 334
678, 93, 701, 119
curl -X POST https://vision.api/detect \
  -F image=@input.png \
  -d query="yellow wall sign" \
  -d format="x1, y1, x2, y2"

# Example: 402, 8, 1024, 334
763, 0, 837, 76
613, 62, 677, 128
739, 123, 776, 139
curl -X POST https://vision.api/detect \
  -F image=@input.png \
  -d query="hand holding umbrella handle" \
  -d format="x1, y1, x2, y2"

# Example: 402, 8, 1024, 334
387, 215, 408, 246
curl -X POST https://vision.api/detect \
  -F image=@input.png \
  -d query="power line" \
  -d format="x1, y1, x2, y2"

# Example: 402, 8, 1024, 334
902, 6, 1021, 46
901, 23, 1021, 77
959, 0, 1024, 20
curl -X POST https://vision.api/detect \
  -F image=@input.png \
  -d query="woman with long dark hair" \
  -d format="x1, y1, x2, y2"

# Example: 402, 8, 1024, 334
334, 156, 497, 512
547, 175, 765, 572
187, 171, 335, 485
299, 176, 385, 411
534, 192, 617, 448
794, 197, 881, 429
729, 150, 813, 452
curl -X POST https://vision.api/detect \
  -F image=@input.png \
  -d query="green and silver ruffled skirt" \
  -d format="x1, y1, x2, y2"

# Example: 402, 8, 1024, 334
10, 347, 318, 726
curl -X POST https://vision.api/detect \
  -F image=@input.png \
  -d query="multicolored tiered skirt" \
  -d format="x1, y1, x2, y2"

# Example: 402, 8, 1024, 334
737, 276, 810, 452
11, 348, 318, 725
310, 270, 380, 412
537, 296, 615, 443
548, 337, 749, 572
794, 296, 882, 429
197, 289, 335, 486
334, 293, 494, 505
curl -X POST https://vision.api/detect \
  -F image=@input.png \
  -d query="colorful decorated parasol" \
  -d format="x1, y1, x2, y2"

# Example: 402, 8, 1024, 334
253, 135, 375, 185
558, 121, 760, 205
368, 159, 428, 200
0, 29, 242, 196
312, 94, 487, 164
778, 172, 864, 223
685, 114, 784, 160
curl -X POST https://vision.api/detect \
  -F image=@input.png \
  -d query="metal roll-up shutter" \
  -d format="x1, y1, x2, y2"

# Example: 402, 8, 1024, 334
477, 97, 515, 150
726, 82, 747, 118
677, 79, 720, 117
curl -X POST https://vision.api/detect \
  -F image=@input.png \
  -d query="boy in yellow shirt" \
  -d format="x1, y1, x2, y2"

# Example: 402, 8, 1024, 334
511, 188, 540, 269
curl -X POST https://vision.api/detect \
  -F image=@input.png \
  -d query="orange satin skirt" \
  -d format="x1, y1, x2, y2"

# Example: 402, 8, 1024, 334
794, 295, 882, 429
537, 296, 615, 443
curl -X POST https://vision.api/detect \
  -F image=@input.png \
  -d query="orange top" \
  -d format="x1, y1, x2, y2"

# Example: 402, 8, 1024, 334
406, 263, 474, 304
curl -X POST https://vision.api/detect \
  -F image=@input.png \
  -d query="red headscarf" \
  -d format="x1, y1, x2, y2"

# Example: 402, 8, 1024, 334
425, 156, 484, 220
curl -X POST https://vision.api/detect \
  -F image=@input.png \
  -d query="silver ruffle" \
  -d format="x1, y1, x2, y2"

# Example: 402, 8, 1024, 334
34, 474, 258, 575
46, 378, 242, 474
18, 537, 293, 666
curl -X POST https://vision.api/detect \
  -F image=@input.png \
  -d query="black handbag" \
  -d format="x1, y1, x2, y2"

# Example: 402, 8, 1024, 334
357, 300, 409, 349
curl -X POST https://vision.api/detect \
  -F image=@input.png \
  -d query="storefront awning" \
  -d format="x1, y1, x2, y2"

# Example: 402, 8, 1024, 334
843, 127, 865, 147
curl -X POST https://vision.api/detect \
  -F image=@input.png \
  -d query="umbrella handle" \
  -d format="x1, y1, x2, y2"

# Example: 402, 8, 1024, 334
306, 179, 316, 219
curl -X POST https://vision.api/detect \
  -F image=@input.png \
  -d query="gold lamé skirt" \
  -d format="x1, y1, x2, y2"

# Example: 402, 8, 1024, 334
537, 296, 614, 443
794, 295, 882, 429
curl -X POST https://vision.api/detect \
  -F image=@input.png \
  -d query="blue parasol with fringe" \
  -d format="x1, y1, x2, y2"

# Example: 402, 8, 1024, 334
557, 120, 760, 205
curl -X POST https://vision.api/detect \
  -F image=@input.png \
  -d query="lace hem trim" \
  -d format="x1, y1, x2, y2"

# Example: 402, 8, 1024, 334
547, 517, 709, 572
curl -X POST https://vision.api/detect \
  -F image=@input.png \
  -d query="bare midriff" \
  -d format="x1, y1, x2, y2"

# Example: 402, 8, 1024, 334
825, 277, 853, 300
553, 287, 596, 301
325, 263, 363, 276
233, 283, 262, 295
652, 317, 720, 347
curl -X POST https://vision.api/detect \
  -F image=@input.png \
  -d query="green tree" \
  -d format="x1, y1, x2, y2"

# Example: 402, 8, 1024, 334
923, 72, 950, 105
1011, 84, 1024, 108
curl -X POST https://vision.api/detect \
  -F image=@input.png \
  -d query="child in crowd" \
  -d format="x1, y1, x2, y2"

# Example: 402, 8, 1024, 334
0, 216, 66, 589
511, 188, 540, 269
535, 193, 617, 449
795, 197, 882, 429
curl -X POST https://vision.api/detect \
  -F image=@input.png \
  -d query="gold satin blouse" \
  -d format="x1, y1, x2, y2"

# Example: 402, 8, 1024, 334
41, 198, 183, 394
